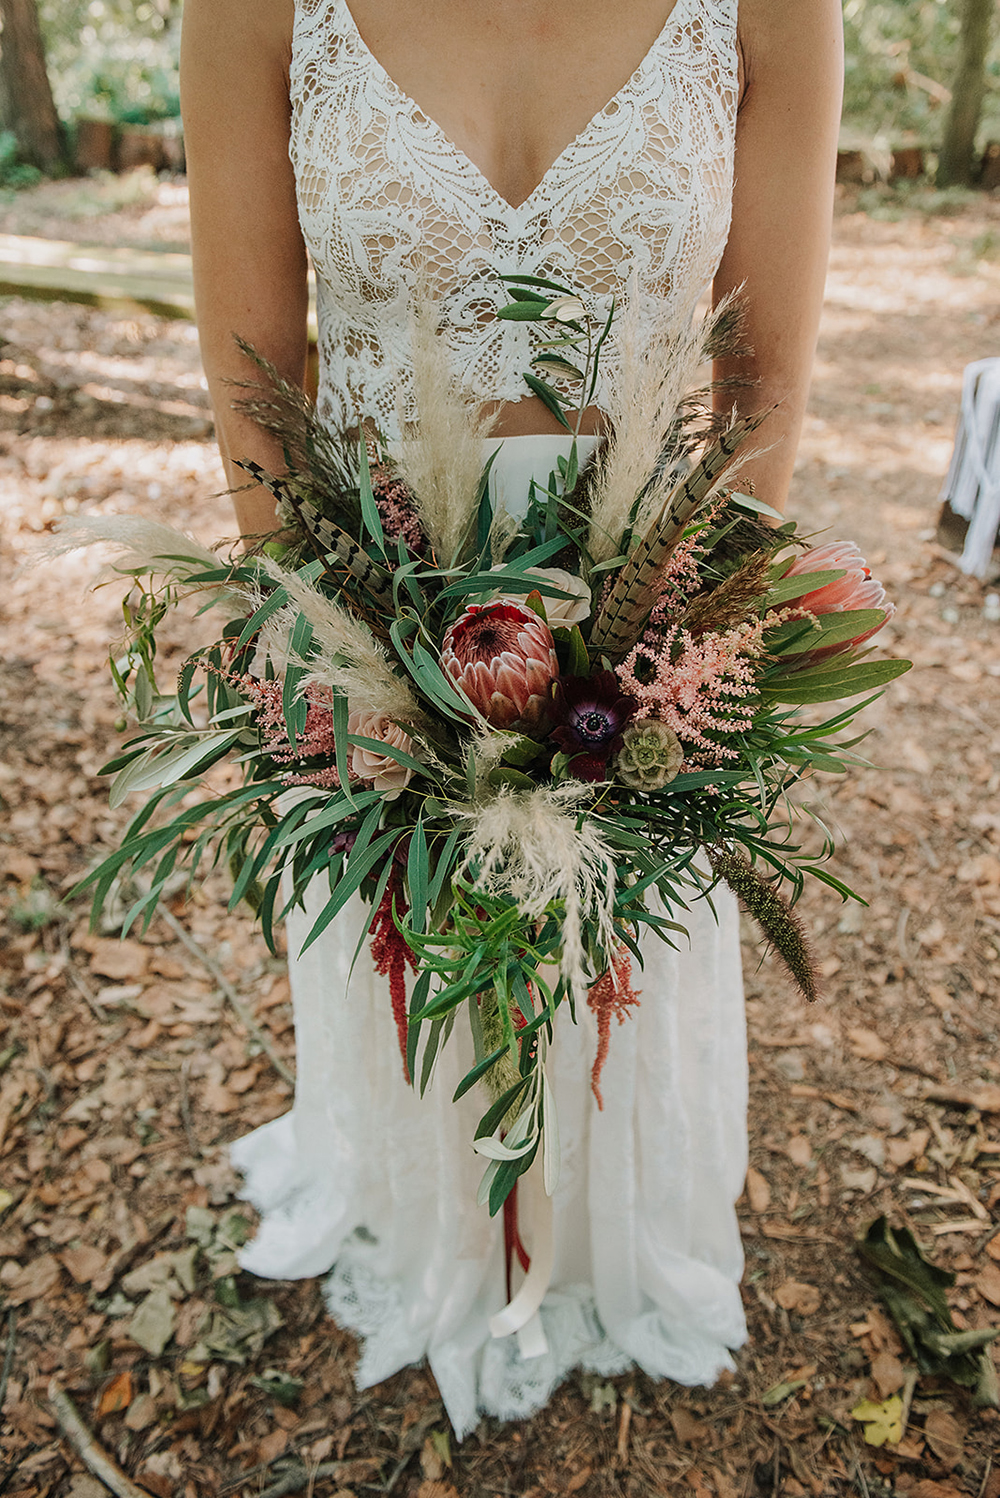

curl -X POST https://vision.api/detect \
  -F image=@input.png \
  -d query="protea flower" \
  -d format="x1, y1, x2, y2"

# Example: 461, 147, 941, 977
780, 542, 893, 658
550, 671, 636, 781
440, 599, 559, 733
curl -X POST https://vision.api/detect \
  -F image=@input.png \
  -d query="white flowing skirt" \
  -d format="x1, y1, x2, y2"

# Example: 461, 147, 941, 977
232, 882, 749, 1437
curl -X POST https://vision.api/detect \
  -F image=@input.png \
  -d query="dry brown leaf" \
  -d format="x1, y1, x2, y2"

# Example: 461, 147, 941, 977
887, 1129, 931, 1168
257, 1429, 289, 1464
987, 1232, 1000, 1262
566, 1469, 593, 1494
124, 1392, 159, 1432
745, 1166, 771, 1213
921, 1408, 964, 1469
3, 1252, 62, 1306
670, 1407, 710, 1445
870, 1350, 905, 1398
96, 1370, 133, 1418
415, 1485, 460, 1498
786, 1135, 812, 1167
903, 1482, 965, 1498
976, 1261, 1000, 1306
59, 1244, 108, 1285
86, 937, 150, 980
774, 1280, 821, 1315
848, 1026, 889, 1061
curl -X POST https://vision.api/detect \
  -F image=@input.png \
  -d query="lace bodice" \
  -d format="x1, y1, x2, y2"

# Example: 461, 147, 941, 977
290, 0, 739, 438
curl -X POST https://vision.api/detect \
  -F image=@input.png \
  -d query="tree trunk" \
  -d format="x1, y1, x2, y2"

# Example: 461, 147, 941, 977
937, 0, 998, 187
0, 0, 63, 172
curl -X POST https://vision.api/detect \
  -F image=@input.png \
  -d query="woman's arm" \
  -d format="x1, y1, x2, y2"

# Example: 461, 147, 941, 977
714, 0, 843, 513
180, 0, 307, 537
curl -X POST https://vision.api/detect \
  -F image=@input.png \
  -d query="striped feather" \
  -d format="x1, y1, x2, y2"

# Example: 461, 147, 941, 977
589, 411, 770, 658
235, 459, 395, 608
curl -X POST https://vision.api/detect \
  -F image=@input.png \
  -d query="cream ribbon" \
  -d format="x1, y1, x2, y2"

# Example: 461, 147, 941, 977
489, 1163, 554, 1358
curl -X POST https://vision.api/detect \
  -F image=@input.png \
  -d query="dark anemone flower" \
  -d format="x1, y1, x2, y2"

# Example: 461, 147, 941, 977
550, 671, 637, 781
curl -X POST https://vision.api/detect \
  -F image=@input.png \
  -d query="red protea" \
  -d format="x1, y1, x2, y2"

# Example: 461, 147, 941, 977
440, 599, 559, 733
780, 541, 893, 659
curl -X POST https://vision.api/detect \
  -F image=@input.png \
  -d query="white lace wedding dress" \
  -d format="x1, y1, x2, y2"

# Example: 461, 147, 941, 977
231, 0, 750, 1437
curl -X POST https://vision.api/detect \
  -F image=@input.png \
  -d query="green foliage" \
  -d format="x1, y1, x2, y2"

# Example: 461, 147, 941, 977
842, 0, 1000, 145
0, 132, 44, 191
39, 0, 181, 124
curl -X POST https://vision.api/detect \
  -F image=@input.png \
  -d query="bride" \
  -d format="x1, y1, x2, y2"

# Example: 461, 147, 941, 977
180, 0, 842, 1435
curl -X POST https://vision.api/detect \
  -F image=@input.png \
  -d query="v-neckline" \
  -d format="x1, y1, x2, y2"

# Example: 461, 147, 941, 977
337, 0, 692, 214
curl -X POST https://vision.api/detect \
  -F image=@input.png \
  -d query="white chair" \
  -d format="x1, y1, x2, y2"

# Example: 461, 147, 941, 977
939, 357, 1000, 579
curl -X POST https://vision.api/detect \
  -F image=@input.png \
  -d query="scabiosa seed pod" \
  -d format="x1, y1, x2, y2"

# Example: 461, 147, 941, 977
615, 719, 684, 791
440, 598, 559, 734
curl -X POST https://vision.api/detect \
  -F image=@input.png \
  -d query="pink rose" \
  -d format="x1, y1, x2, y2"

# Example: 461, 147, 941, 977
346, 708, 416, 799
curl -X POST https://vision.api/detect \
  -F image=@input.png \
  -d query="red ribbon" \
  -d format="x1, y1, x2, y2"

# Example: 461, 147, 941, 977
502, 1180, 531, 1300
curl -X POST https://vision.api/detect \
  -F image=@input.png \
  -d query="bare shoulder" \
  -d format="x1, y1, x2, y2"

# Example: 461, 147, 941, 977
182, 0, 294, 71
737, 0, 843, 89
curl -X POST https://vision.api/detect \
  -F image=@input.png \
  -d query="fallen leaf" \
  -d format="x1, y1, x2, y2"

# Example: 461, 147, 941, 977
124, 1392, 159, 1432
566, 1469, 592, 1494
670, 1407, 709, 1444
60, 1244, 108, 1286
774, 1280, 821, 1315
887, 1130, 931, 1168
87, 937, 150, 981
870, 1351, 905, 1398
128, 1287, 177, 1357
416, 1485, 459, 1498
786, 1135, 812, 1167
745, 1166, 771, 1213
257, 1429, 288, 1464
67, 1478, 109, 1498
988, 1232, 1000, 1262
976, 1262, 1000, 1307
4, 1253, 62, 1306
96, 1371, 133, 1418
848, 1027, 889, 1061
922, 1408, 964, 1469
851, 1395, 903, 1447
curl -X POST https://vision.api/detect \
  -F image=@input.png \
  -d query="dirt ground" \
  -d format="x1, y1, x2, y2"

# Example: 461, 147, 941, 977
2, 172, 1000, 1498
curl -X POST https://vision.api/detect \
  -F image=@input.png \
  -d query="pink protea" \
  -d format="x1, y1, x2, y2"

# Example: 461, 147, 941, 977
440, 599, 559, 733
780, 541, 893, 654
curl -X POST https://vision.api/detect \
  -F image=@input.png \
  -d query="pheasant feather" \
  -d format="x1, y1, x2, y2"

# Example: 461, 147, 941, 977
235, 459, 395, 610
589, 409, 770, 658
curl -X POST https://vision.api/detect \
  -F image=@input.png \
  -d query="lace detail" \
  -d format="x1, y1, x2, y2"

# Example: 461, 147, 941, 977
290, 0, 739, 437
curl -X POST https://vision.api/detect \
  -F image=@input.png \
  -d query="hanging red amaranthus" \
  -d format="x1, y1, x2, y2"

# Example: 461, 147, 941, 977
369, 865, 418, 1082
587, 949, 642, 1109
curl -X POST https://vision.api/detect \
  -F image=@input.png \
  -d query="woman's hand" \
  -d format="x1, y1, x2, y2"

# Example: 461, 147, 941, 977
181, 0, 307, 538
714, 0, 844, 514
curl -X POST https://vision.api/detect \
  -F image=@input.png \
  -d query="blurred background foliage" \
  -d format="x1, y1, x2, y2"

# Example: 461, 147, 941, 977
39, 0, 181, 124
843, 0, 999, 142
29, 0, 1000, 142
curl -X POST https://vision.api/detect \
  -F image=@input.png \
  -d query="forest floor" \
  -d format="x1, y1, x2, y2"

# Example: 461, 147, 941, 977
2, 172, 1000, 1498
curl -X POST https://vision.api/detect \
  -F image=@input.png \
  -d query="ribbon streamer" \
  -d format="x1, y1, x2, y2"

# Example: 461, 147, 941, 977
489, 1166, 554, 1357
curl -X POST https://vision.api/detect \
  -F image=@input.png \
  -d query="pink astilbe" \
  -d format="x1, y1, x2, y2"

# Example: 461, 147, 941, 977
371, 462, 425, 553
616, 619, 765, 764
232, 674, 342, 789
587, 948, 642, 1109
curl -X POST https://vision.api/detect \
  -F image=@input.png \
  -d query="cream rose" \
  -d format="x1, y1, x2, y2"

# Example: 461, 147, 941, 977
346, 708, 416, 799
489, 564, 591, 628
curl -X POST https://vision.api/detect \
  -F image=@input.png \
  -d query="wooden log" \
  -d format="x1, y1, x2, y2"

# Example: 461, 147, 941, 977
73, 118, 115, 173
981, 141, 1000, 191
890, 146, 925, 182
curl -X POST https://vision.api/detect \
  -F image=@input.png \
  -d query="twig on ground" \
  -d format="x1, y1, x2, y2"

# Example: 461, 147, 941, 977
47, 1378, 154, 1498
154, 900, 295, 1086
257, 1461, 379, 1498
179, 1054, 202, 1157
0, 1309, 16, 1412
977, 1454, 993, 1498
899, 1366, 919, 1439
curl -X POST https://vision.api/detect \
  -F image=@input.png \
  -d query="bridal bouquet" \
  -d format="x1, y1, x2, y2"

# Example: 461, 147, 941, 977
65, 280, 909, 1217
